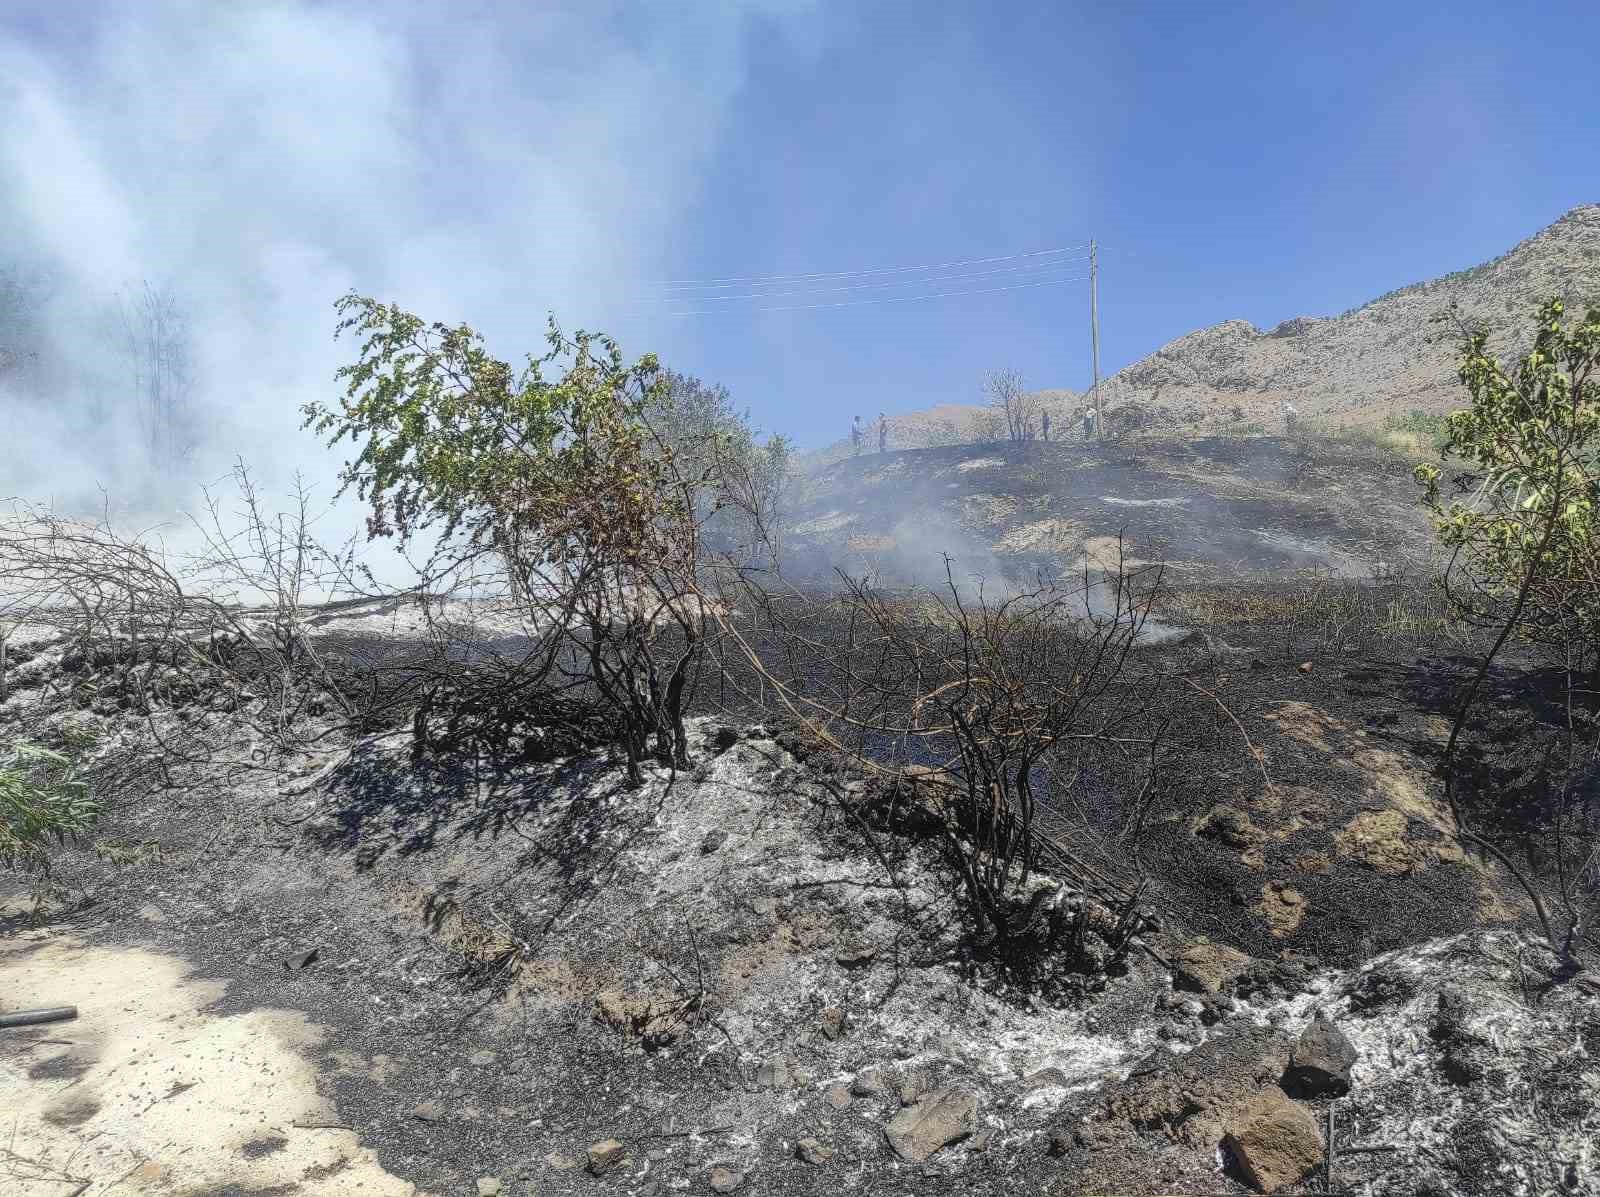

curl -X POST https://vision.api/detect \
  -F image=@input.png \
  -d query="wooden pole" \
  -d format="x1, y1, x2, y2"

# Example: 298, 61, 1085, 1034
1090, 239, 1102, 441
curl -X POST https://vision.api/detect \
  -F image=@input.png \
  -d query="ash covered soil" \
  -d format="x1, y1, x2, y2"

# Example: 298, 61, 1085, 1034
786, 437, 1432, 585
4, 605, 1600, 1196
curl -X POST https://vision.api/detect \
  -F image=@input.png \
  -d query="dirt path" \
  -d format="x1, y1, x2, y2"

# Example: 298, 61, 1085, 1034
1, 921, 419, 1196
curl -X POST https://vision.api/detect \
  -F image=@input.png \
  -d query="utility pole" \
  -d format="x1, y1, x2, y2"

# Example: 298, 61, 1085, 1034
1089, 238, 1102, 441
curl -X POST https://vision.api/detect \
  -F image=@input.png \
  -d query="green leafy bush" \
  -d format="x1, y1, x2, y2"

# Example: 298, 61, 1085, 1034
0, 739, 102, 886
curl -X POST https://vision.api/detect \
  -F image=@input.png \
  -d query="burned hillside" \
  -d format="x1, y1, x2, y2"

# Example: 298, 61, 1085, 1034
783, 436, 1433, 590
2, 544, 1597, 1195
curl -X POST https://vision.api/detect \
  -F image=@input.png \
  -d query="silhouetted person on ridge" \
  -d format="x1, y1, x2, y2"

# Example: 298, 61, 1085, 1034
851, 414, 863, 455
878, 412, 887, 454
1042, 411, 1051, 442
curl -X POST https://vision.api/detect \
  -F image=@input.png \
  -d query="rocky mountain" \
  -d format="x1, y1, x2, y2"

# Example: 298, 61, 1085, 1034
804, 204, 1600, 463
1104, 204, 1600, 426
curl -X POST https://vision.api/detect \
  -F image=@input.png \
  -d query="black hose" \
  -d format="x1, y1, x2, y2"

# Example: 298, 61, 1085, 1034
0, 1006, 78, 1029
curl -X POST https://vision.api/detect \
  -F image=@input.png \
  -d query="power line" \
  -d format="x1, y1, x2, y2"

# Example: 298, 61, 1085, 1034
668, 272, 1091, 316
646, 243, 1090, 289
626, 255, 1091, 305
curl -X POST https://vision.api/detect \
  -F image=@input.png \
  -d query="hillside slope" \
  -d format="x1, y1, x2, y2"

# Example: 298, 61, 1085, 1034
786, 437, 1432, 587
1111, 203, 1600, 426
805, 204, 1600, 466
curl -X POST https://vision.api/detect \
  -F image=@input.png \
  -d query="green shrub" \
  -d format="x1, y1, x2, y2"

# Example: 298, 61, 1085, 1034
1, 739, 103, 888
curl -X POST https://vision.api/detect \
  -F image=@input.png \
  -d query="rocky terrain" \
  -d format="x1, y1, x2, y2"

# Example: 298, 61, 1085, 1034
1111, 204, 1600, 429
3, 592, 1598, 1196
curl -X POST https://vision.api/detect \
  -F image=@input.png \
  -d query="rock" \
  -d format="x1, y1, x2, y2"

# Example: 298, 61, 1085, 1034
851, 1066, 891, 1097
711, 726, 740, 753
897, 1069, 931, 1106
1283, 1009, 1356, 1097
542, 1151, 580, 1170
1022, 1067, 1071, 1092
1221, 1087, 1324, 1193
469, 1049, 497, 1067
884, 1088, 978, 1162
586, 1139, 626, 1175
825, 1083, 853, 1110
708, 1165, 744, 1192
835, 944, 878, 968
756, 1057, 792, 1089
819, 1006, 846, 1040
1103, 1028, 1293, 1150
1172, 942, 1255, 995
283, 946, 320, 972
1298, 661, 1314, 674
475, 1179, 502, 1196
795, 1137, 835, 1164
968, 1128, 993, 1153
411, 1100, 444, 1122
700, 829, 729, 854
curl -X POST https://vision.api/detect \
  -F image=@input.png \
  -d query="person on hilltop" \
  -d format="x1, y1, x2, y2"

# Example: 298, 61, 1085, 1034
851, 414, 863, 455
1042, 410, 1051, 442
878, 412, 888, 454
1083, 406, 1097, 442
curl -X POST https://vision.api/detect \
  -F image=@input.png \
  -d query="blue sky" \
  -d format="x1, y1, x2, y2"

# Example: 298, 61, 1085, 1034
1, 0, 1597, 505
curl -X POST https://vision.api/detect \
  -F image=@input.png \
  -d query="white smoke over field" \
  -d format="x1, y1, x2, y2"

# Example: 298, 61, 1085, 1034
0, 1, 822, 543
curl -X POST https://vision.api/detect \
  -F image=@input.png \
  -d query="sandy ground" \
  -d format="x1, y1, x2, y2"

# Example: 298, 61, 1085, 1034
1, 923, 420, 1197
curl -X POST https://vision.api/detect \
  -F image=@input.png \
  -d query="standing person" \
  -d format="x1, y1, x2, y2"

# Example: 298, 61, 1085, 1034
877, 412, 888, 454
1083, 406, 1096, 442
851, 414, 863, 455
1283, 401, 1299, 435
1042, 410, 1051, 442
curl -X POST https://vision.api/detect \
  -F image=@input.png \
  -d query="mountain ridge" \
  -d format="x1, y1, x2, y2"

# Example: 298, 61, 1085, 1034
800, 204, 1600, 468
1106, 203, 1600, 423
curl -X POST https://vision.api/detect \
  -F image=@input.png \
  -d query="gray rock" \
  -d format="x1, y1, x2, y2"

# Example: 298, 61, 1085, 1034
700, 829, 729, 854
884, 1088, 978, 1162
835, 944, 878, 968
825, 1084, 853, 1110
1283, 1009, 1356, 1097
756, 1057, 792, 1089
475, 1179, 502, 1196
410, 1100, 444, 1122
851, 1066, 891, 1097
709, 1165, 744, 1192
1022, 1067, 1070, 1092
795, 1136, 835, 1165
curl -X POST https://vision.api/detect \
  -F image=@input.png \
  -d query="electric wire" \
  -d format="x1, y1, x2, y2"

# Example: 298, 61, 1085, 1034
625, 255, 1090, 305
645, 243, 1090, 289
668, 272, 1091, 316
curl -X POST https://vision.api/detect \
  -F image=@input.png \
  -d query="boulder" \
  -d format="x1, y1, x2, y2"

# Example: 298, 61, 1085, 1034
1172, 942, 1255, 995
884, 1088, 978, 1162
1221, 1087, 1323, 1193
1283, 1009, 1356, 1097
708, 1165, 744, 1192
